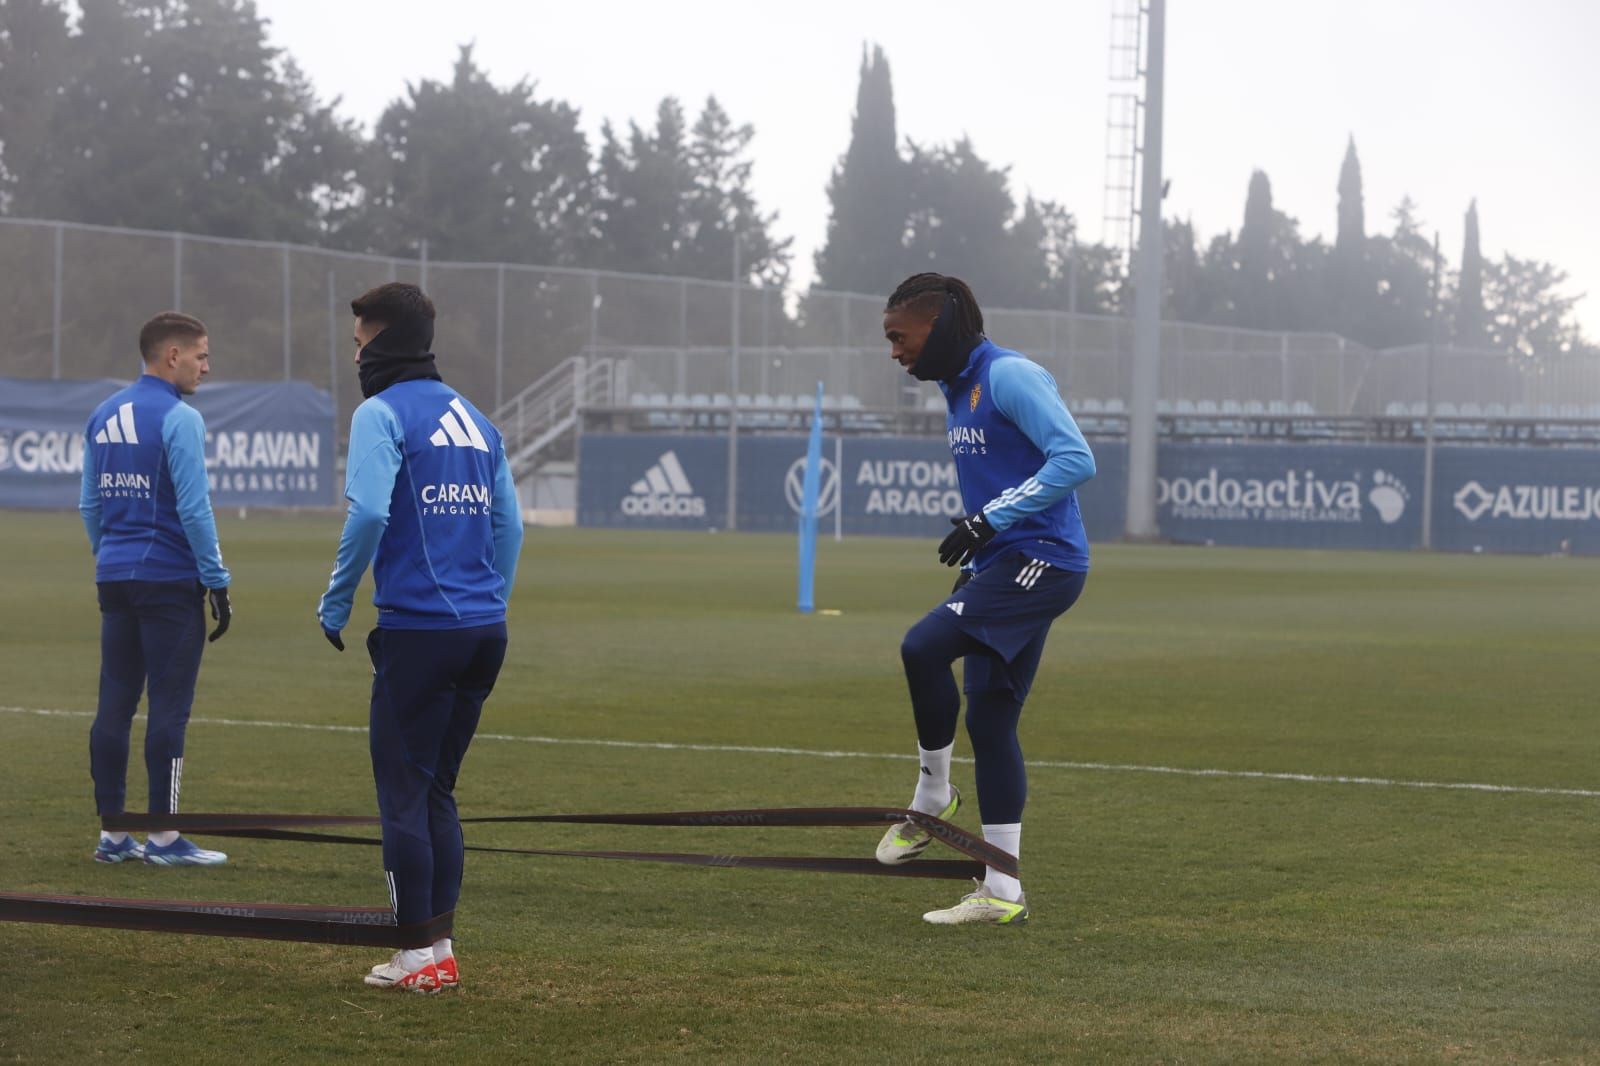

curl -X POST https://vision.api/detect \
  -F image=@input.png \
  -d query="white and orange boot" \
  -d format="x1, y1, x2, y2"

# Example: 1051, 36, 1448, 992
364, 951, 440, 993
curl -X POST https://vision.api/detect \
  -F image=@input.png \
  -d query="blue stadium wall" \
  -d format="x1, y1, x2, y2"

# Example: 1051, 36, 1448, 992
578, 433, 1600, 555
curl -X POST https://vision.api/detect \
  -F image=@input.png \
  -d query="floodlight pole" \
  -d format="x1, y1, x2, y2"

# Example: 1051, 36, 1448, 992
495, 264, 506, 409
281, 244, 292, 381
725, 236, 741, 531
1125, 0, 1166, 539
51, 223, 63, 379
1421, 232, 1441, 550
327, 270, 342, 506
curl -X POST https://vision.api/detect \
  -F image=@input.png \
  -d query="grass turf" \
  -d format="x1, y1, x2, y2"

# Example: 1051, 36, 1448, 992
1, 511, 1596, 1063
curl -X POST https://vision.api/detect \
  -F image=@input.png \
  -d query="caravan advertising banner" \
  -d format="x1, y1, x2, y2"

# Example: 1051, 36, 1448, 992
1156, 443, 1423, 549
0, 378, 334, 509
0, 378, 122, 508
1431, 447, 1600, 554
198, 382, 333, 507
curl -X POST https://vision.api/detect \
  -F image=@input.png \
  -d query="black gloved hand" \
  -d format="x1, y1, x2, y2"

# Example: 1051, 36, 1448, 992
206, 587, 231, 642
938, 512, 997, 567
322, 627, 345, 652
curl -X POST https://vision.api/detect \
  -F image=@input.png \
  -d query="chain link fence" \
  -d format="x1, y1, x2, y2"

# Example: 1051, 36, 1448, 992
6, 216, 1599, 422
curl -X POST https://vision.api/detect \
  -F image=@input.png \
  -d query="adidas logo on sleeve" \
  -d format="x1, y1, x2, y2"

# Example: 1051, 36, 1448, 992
621, 450, 706, 518
93, 402, 140, 445
429, 398, 491, 452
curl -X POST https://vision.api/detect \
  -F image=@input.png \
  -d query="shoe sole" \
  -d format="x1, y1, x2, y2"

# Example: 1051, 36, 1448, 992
875, 835, 933, 865
922, 905, 1030, 926
876, 788, 961, 866
363, 975, 441, 993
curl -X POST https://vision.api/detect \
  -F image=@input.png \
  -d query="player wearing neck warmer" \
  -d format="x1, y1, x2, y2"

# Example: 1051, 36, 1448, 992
317, 282, 524, 992
874, 273, 1096, 925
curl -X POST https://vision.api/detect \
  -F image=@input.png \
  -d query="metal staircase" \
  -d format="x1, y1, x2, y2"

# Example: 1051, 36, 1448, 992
493, 355, 614, 479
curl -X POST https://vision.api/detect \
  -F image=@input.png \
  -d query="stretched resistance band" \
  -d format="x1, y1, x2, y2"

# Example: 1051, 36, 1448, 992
0, 892, 449, 948
183, 828, 988, 881
103, 805, 1019, 878
7, 805, 1013, 945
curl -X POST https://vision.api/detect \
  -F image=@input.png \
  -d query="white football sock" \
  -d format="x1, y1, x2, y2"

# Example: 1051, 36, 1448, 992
101, 831, 128, 845
432, 937, 453, 961
399, 946, 434, 972
910, 742, 955, 815
981, 823, 1022, 901
148, 830, 178, 847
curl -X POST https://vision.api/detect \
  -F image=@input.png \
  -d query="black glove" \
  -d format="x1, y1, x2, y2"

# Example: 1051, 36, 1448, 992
322, 627, 345, 652
206, 587, 231, 643
938, 513, 996, 567
951, 570, 974, 595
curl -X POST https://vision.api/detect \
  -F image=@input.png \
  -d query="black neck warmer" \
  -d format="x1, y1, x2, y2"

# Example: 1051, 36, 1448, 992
910, 294, 983, 383
357, 318, 442, 398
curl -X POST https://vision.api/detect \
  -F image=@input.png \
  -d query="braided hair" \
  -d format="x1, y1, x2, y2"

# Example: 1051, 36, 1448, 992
884, 273, 985, 337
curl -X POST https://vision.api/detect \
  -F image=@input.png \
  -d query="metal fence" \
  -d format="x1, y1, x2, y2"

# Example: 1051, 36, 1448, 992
6, 215, 1600, 422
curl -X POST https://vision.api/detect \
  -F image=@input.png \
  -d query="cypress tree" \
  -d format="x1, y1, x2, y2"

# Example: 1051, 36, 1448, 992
1335, 136, 1365, 254
1235, 169, 1275, 327
1455, 199, 1487, 347
1330, 136, 1367, 337
814, 44, 908, 294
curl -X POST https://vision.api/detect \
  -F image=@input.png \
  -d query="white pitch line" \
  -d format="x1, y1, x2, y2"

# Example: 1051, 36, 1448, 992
5, 705, 1598, 800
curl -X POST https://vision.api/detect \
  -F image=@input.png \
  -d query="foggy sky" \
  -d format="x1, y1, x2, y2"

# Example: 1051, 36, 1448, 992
256, 0, 1599, 335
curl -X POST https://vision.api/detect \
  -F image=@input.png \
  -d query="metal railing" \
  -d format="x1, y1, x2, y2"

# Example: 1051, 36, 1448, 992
6, 214, 1599, 423
493, 356, 617, 477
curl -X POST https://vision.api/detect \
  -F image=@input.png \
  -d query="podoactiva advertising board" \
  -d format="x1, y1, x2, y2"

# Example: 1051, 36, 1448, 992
0, 378, 335, 508
1155, 442, 1425, 550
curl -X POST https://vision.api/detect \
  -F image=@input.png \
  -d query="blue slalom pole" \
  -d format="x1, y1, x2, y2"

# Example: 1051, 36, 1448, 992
797, 381, 824, 613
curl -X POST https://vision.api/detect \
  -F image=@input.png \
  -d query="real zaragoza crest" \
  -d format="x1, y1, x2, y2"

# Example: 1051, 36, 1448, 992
969, 383, 982, 412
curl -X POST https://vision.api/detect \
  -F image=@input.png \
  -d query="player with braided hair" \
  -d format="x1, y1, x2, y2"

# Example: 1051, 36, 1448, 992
875, 272, 1096, 924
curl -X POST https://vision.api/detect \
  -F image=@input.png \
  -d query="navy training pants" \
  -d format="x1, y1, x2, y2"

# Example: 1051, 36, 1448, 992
368, 623, 507, 926
900, 553, 1086, 825
90, 579, 207, 816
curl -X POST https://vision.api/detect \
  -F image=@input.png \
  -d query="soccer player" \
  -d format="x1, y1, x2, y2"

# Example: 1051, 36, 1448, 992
80, 311, 233, 867
874, 273, 1096, 925
317, 283, 523, 993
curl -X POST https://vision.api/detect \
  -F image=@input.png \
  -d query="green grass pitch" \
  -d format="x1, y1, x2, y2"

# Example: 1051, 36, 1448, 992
1, 511, 1596, 1063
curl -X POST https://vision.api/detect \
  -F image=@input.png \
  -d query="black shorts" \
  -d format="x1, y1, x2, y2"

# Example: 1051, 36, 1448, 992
937, 551, 1086, 697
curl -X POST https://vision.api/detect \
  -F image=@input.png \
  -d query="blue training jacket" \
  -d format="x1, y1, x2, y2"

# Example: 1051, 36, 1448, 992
79, 375, 230, 588
938, 339, 1097, 573
317, 379, 523, 632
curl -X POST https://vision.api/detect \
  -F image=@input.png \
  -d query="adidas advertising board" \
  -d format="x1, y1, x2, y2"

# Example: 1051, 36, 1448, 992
0, 377, 334, 509
623, 450, 706, 518
577, 436, 723, 529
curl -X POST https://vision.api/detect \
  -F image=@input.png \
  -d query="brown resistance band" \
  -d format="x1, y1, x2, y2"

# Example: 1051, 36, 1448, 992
99, 806, 1019, 878
0, 892, 451, 948
1, 806, 1013, 946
